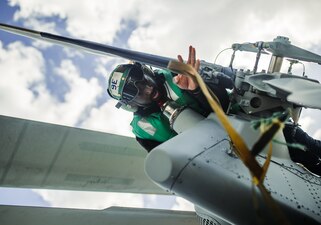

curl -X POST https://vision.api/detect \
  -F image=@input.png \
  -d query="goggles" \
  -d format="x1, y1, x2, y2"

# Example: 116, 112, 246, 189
122, 66, 145, 103
122, 65, 155, 103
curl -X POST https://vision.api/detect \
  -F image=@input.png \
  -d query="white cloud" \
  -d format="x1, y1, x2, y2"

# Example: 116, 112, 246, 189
33, 189, 195, 211
4, 186, 184, 212
9, 0, 321, 62
9, 0, 137, 43
0, 41, 103, 127
298, 115, 314, 131
300, 109, 321, 139
125, 0, 321, 62
0, 41, 44, 84
34, 189, 145, 209
171, 197, 195, 211
23, 17, 58, 49
81, 99, 134, 137
53, 59, 103, 124
314, 129, 321, 140
0, 41, 47, 118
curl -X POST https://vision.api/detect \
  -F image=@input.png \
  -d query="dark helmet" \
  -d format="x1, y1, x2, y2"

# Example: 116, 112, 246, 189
107, 63, 160, 109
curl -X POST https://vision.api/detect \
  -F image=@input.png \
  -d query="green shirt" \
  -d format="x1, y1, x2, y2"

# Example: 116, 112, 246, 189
130, 70, 204, 142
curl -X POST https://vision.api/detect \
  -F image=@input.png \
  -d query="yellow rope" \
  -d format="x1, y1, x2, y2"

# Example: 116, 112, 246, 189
168, 61, 263, 179
167, 61, 291, 225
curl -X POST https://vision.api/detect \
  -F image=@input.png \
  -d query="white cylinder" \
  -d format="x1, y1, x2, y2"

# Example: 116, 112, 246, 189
172, 108, 205, 133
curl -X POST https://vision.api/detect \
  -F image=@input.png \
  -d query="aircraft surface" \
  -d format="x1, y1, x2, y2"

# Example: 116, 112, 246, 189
0, 23, 321, 225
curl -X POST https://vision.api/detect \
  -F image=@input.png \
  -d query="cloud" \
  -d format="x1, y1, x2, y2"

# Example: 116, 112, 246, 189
298, 114, 314, 131
142, 195, 194, 211
33, 189, 195, 211
300, 109, 321, 139
126, 0, 321, 62
0, 41, 46, 118
34, 189, 145, 209
80, 99, 134, 137
171, 197, 195, 211
9, 0, 321, 62
0, 41, 103, 128
0, 188, 50, 207
9, 0, 137, 43
314, 129, 321, 140
53, 59, 103, 125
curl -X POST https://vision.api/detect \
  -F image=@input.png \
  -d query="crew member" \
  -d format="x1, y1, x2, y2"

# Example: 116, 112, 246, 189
107, 46, 230, 151
107, 46, 321, 175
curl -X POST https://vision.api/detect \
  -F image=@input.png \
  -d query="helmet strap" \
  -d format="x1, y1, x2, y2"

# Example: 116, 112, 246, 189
115, 102, 123, 109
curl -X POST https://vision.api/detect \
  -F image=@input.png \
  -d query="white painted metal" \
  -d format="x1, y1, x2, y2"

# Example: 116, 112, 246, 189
0, 115, 166, 194
145, 114, 321, 225
0, 205, 198, 225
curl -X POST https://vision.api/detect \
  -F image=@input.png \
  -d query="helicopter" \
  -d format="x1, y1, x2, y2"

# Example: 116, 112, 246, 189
0, 23, 321, 225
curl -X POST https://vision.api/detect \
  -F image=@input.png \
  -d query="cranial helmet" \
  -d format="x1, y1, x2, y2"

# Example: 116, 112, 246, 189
107, 63, 158, 110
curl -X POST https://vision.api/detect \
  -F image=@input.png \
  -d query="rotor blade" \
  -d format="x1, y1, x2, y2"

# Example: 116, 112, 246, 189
287, 89, 321, 109
264, 41, 321, 64
0, 23, 174, 69
0, 205, 199, 225
264, 77, 321, 109
0, 115, 167, 194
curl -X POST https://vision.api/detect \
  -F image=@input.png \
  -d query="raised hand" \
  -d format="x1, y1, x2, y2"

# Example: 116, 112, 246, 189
173, 45, 200, 91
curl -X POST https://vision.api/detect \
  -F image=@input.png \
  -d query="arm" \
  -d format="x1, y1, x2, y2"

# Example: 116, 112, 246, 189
187, 84, 230, 114
174, 46, 230, 113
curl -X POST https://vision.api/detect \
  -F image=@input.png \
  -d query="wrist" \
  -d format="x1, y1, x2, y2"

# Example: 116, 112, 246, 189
190, 86, 201, 94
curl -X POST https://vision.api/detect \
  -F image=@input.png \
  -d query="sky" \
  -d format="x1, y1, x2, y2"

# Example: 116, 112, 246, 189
1, 0, 321, 212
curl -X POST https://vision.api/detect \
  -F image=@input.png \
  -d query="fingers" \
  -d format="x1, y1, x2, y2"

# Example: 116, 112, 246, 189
191, 45, 196, 65
187, 45, 197, 66
187, 46, 192, 64
195, 59, 200, 72
174, 46, 200, 91
188, 45, 194, 65
178, 46, 197, 65
177, 45, 199, 74
173, 75, 179, 84
173, 74, 184, 87
173, 74, 198, 91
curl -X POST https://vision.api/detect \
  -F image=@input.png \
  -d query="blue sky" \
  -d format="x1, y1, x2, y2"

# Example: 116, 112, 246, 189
0, 187, 50, 207
1, 0, 321, 211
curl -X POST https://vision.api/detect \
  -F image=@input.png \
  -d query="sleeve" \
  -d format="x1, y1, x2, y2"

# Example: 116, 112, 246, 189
187, 82, 230, 114
136, 136, 162, 152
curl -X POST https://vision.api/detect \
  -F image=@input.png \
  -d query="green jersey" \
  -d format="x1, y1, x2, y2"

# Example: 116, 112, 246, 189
130, 70, 204, 142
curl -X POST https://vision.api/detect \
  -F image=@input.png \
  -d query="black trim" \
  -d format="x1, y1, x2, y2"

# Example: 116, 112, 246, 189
41, 32, 173, 69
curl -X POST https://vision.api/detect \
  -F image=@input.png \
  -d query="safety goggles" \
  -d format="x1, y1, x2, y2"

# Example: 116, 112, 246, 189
121, 66, 145, 103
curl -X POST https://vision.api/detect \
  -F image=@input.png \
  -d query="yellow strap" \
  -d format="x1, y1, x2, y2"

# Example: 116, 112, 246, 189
167, 61, 291, 225
168, 61, 263, 180
260, 142, 272, 183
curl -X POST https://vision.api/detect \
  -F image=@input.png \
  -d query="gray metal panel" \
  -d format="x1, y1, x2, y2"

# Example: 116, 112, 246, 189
265, 40, 321, 64
0, 115, 166, 194
264, 78, 321, 109
0, 205, 199, 225
146, 116, 321, 225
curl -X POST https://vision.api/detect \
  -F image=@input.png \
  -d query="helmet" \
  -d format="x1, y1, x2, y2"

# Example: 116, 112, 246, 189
107, 63, 158, 108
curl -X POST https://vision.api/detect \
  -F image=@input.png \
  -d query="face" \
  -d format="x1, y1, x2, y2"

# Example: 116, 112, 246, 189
132, 75, 160, 106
